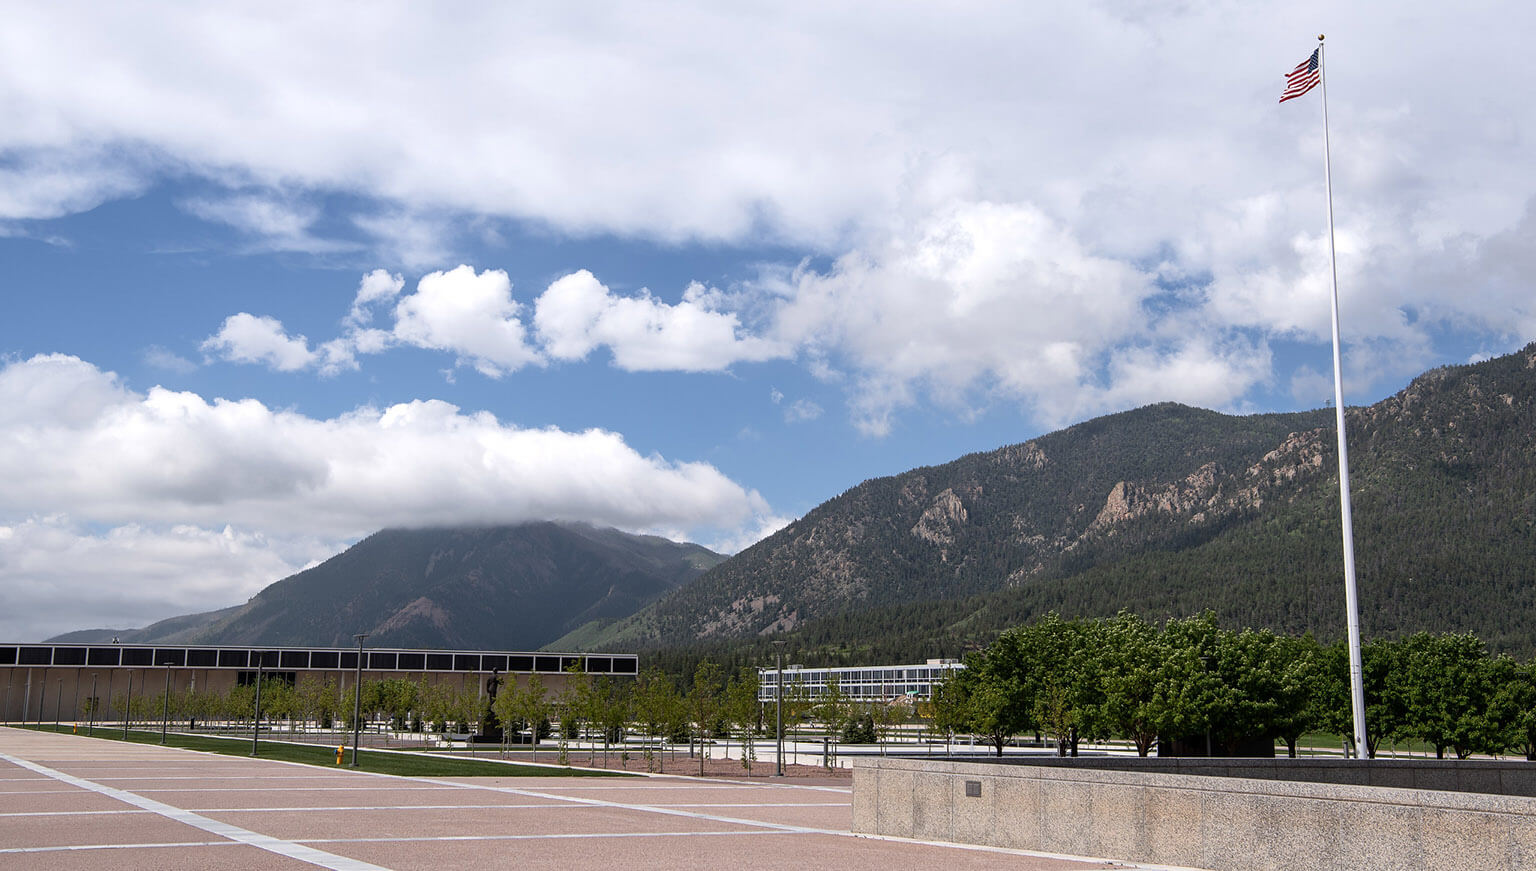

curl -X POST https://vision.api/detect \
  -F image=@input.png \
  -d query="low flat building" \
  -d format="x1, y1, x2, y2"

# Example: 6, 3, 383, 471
0, 642, 636, 723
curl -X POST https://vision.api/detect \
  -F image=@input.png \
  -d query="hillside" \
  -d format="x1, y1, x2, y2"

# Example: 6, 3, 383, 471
564, 342, 1536, 658
53, 523, 723, 650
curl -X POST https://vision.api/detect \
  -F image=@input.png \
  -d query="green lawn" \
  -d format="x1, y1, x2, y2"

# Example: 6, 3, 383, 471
14, 724, 630, 777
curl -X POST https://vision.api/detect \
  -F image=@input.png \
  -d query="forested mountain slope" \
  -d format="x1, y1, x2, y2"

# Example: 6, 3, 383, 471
572, 342, 1536, 657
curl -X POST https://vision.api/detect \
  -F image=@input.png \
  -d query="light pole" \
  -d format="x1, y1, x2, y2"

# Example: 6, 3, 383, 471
772, 640, 786, 777
54, 680, 63, 728
250, 659, 264, 756
350, 634, 368, 767
36, 677, 47, 729
87, 673, 98, 736
161, 662, 173, 744
122, 671, 134, 739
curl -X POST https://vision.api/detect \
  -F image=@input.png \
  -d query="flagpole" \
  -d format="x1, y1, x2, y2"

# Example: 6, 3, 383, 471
1318, 34, 1370, 759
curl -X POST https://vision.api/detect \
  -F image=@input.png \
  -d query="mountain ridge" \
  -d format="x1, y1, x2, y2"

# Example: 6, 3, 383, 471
560, 342, 1536, 656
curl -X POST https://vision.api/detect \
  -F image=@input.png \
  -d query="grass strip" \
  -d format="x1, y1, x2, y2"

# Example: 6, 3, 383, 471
14, 723, 630, 777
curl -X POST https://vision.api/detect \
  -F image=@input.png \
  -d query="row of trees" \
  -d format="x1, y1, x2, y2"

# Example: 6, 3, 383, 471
934, 612, 1536, 760
94, 675, 487, 735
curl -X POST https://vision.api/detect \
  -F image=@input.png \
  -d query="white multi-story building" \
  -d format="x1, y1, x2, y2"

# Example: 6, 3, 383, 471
756, 658, 964, 703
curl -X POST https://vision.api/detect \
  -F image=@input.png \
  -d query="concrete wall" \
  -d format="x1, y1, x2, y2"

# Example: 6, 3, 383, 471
959, 754, 1536, 798
853, 756, 1536, 871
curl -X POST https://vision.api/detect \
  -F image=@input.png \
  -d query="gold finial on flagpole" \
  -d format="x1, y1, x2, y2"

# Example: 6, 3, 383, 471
1319, 34, 1325, 41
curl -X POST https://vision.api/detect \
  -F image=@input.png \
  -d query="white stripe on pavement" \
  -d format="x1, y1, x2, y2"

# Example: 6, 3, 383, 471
0, 753, 390, 871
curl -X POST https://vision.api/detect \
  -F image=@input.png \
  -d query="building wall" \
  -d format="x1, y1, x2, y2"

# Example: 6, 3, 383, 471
0, 643, 636, 723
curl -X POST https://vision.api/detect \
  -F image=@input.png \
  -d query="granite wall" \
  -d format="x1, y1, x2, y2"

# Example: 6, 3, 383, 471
852, 756, 1536, 870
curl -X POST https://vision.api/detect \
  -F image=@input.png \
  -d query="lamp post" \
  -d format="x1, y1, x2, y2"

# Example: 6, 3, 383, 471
122, 671, 134, 739
36, 677, 46, 729
350, 634, 368, 767
54, 680, 63, 728
88, 673, 98, 736
772, 640, 786, 777
161, 662, 173, 744
250, 658, 264, 756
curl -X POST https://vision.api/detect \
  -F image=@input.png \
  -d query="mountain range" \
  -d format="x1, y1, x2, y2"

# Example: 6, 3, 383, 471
53, 342, 1536, 661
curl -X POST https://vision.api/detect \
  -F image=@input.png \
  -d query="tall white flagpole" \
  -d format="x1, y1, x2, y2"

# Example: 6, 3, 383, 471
1318, 34, 1370, 759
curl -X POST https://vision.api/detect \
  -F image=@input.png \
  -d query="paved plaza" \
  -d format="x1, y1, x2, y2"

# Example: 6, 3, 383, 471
0, 727, 1145, 870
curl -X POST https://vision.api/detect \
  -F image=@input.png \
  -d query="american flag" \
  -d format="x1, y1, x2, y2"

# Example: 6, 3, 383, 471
1280, 48, 1321, 103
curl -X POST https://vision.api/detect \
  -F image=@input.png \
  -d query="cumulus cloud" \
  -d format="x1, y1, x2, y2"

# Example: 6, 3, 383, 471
201, 313, 319, 372
0, 353, 771, 538
533, 270, 785, 371
345, 268, 405, 326
208, 265, 790, 379
0, 517, 330, 641
764, 200, 1175, 432
391, 265, 541, 376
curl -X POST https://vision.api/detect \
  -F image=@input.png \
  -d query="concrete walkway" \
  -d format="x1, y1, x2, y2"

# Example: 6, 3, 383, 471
0, 727, 1145, 870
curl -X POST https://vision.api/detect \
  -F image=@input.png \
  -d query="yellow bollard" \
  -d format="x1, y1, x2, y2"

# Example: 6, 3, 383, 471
336, 745, 344, 765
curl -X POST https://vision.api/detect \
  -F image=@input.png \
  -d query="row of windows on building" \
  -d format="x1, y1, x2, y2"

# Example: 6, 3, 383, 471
756, 660, 964, 702
0, 644, 637, 675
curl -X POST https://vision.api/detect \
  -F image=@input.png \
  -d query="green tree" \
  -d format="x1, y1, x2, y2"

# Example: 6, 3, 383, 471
690, 660, 724, 775
1018, 615, 1105, 756
634, 669, 684, 772
816, 674, 849, 742
1148, 614, 1226, 750
1395, 632, 1495, 758
520, 674, 551, 762
1270, 633, 1326, 757
949, 638, 1035, 756
1486, 656, 1536, 759
723, 667, 761, 763
1098, 612, 1164, 756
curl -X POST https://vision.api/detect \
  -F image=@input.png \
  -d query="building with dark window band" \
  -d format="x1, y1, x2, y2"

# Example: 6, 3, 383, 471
0, 642, 637, 722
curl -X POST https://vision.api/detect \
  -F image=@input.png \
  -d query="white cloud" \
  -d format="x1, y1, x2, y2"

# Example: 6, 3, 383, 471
703, 513, 795, 557
352, 210, 458, 270
141, 345, 197, 374
11, 4, 1532, 433
346, 268, 405, 325
200, 313, 319, 372
182, 193, 357, 254
765, 200, 1167, 433
533, 270, 785, 371
391, 265, 541, 376
0, 353, 771, 539
0, 517, 330, 642
0, 147, 148, 221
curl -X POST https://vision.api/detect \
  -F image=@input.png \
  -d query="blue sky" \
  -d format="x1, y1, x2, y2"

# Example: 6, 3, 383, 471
2, 2, 1533, 640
